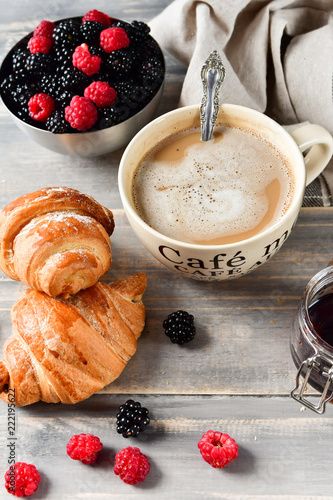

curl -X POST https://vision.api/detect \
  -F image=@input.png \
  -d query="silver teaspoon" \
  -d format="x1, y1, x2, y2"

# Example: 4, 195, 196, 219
200, 50, 226, 142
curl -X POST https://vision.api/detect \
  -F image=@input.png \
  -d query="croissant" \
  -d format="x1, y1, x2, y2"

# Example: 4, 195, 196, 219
0, 187, 115, 297
0, 273, 147, 406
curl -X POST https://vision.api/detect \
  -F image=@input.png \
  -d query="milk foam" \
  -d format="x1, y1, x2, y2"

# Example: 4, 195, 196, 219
132, 125, 294, 244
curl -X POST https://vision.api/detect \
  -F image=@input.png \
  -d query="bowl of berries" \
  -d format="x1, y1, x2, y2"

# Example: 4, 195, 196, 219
0, 9, 165, 157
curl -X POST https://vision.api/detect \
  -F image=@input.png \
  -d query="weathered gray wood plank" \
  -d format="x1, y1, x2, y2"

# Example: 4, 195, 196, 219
0, 208, 331, 397
0, 394, 332, 499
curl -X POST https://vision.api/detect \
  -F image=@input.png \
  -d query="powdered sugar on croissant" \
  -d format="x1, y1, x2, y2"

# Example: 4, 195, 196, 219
0, 273, 147, 406
0, 187, 115, 296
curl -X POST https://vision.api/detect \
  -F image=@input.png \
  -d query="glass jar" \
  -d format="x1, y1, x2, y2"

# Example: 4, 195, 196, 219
290, 266, 333, 414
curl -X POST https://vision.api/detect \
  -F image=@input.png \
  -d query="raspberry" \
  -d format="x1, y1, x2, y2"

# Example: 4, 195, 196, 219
163, 310, 196, 345
82, 9, 111, 27
65, 95, 98, 131
114, 447, 150, 485
116, 399, 150, 438
28, 93, 55, 121
28, 36, 53, 54
33, 20, 55, 39
4, 462, 41, 497
66, 433, 103, 465
100, 27, 130, 53
84, 81, 117, 108
73, 43, 101, 76
198, 431, 239, 468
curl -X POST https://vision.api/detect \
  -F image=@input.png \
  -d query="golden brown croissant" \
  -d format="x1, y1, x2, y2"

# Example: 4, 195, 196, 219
0, 273, 147, 406
0, 187, 115, 296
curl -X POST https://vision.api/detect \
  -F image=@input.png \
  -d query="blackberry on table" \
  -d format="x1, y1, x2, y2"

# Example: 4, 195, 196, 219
163, 310, 196, 345
116, 399, 150, 438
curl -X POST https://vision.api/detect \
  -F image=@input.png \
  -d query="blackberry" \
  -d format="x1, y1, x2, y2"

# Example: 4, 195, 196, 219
45, 109, 71, 133
12, 46, 29, 75
25, 53, 53, 76
60, 67, 92, 93
40, 74, 58, 98
52, 20, 81, 48
130, 20, 151, 44
163, 310, 196, 345
80, 21, 104, 43
116, 399, 150, 438
115, 81, 151, 112
112, 20, 132, 32
0, 74, 22, 100
104, 48, 135, 77
89, 44, 104, 59
139, 56, 164, 90
56, 89, 75, 109
98, 104, 124, 128
13, 81, 37, 105
0, 75, 33, 124
53, 45, 74, 68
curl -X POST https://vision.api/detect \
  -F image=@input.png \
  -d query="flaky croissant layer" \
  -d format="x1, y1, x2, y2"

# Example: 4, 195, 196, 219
0, 187, 115, 296
0, 273, 147, 407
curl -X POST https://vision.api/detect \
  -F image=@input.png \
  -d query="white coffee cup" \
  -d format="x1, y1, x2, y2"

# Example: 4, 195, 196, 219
118, 104, 333, 281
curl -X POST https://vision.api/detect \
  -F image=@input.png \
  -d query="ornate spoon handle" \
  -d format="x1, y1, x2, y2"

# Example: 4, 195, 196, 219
200, 50, 226, 142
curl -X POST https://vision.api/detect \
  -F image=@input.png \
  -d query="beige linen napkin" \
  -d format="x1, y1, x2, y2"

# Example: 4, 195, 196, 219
149, 0, 333, 206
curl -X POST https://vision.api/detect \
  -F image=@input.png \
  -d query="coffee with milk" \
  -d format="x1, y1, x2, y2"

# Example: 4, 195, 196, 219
132, 124, 295, 245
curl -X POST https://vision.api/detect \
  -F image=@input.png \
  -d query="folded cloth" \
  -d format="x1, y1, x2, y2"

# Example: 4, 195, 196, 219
149, 0, 333, 206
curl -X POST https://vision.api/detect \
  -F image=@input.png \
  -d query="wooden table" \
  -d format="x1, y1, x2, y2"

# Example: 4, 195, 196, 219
1, 1, 333, 499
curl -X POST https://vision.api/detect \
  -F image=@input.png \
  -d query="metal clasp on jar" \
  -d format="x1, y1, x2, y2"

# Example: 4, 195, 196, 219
291, 353, 333, 414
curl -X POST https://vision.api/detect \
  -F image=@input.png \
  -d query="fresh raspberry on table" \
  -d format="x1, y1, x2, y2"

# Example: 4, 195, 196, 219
84, 81, 117, 108
65, 96, 98, 131
66, 433, 103, 465
28, 93, 55, 121
198, 430, 239, 468
72, 43, 102, 76
114, 446, 150, 485
28, 36, 53, 54
100, 27, 130, 53
4, 462, 41, 497
82, 9, 111, 27
33, 20, 56, 39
